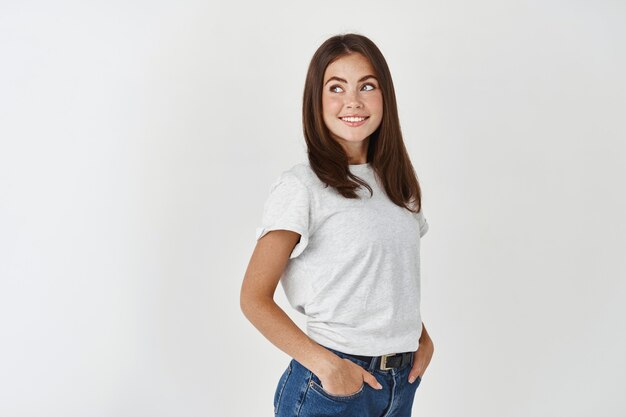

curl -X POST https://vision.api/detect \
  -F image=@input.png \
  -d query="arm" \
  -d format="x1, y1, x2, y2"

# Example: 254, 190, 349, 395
240, 230, 341, 377
419, 321, 433, 346
408, 320, 434, 382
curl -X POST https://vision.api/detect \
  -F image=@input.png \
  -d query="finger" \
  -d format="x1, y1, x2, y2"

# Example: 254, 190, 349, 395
408, 366, 421, 384
363, 371, 383, 390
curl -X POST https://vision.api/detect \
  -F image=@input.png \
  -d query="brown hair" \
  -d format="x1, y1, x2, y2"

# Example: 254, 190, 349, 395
302, 33, 424, 213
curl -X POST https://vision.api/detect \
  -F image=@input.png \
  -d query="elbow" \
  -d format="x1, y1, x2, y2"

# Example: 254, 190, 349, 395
240, 285, 274, 321
239, 284, 263, 318
240, 286, 252, 318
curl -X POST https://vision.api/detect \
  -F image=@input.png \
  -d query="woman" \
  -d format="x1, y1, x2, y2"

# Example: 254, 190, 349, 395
240, 33, 434, 417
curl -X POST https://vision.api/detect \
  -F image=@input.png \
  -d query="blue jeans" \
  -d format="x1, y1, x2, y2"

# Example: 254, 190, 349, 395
273, 345, 422, 417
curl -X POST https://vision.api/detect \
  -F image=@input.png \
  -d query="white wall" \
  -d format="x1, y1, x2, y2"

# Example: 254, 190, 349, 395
1, 1, 624, 416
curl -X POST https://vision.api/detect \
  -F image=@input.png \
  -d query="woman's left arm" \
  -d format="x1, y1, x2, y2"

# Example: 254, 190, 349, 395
408, 321, 434, 383
419, 321, 432, 345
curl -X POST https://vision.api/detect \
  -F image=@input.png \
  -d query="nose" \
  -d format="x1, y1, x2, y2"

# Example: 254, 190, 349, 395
345, 89, 363, 109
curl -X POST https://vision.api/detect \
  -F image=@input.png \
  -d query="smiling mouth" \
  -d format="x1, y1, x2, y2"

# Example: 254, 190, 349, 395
339, 116, 369, 122
339, 116, 369, 127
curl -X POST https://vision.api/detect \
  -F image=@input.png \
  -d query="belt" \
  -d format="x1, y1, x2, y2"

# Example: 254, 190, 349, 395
340, 350, 413, 371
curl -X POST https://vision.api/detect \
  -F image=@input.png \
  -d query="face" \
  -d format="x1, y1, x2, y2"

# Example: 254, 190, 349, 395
322, 53, 383, 146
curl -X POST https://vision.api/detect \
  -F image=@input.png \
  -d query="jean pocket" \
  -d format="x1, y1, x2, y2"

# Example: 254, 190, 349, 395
408, 375, 422, 390
308, 372, 365, 402
273, 361, 293, 415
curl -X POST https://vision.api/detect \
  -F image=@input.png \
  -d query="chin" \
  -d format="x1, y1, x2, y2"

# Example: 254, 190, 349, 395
344, 134, 371, 142
330, 130, 370, 142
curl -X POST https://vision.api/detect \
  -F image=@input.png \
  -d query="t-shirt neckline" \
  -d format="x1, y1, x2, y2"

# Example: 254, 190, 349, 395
348, 162, 371, 173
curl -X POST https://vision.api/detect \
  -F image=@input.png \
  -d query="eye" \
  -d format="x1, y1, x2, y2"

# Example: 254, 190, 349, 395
329, 84, 344, 93
328, 83, 376, 93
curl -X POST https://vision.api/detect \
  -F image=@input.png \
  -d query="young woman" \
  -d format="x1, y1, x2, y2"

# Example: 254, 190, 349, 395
240, 33, 434, 417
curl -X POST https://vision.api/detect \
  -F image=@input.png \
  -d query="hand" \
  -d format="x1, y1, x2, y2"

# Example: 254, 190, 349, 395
318, 357, 383, 396
408, 337, 434, 383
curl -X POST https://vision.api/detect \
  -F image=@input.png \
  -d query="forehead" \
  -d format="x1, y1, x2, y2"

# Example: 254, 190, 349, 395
323, 53, 376, 81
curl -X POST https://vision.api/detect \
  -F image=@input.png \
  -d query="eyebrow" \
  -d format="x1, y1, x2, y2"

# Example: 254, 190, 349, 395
324, 75, 377, 86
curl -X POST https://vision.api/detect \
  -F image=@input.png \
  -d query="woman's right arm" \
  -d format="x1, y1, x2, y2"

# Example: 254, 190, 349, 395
239, 229, 341, 377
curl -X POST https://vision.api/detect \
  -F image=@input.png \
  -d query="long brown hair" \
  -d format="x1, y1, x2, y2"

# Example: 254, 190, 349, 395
303, 33, 424, 213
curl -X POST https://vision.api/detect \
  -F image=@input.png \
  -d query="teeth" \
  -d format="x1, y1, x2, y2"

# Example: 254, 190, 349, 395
341, 117, 366, 122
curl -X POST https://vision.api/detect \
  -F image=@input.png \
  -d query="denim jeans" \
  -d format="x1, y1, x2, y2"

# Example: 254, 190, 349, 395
273, 344, 421, 417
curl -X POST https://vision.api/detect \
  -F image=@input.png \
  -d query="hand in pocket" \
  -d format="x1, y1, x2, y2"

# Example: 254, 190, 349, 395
317, 357, 381, 396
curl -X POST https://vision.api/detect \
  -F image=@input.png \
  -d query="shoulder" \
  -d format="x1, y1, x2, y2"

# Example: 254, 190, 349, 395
274, 162, 317, 189
285, 161, 314, 180
414, 209, 429, 237
262, 162, 315, 201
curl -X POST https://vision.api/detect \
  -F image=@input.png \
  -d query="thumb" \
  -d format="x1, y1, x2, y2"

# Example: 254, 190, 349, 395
362, 371, 383, 390
408, 366, 421, 384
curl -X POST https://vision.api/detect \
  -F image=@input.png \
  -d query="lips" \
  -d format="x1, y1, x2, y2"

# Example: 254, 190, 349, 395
339, 115, 369, 122
339, 115, 369, 127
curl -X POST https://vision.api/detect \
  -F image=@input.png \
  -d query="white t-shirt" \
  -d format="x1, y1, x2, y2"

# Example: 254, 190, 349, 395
256, 161, 429, 356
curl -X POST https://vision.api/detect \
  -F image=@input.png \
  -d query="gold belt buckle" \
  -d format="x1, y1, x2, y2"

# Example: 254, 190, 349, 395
380, 353, 397, 370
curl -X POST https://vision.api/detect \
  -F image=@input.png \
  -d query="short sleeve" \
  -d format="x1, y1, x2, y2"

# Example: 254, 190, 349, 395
255, 171, 310, 259
416, 209, 429, 238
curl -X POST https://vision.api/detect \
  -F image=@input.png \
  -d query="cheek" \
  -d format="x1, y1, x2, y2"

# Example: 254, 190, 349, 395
322, 95, 342, 115
366, 95, 384, 127
366, 93, 384, 114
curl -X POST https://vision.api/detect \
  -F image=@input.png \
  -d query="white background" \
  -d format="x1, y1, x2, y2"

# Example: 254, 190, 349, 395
1, 1, 625, 416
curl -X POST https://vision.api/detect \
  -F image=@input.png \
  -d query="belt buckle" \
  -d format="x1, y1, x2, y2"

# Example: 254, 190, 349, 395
380, 353, 397, 370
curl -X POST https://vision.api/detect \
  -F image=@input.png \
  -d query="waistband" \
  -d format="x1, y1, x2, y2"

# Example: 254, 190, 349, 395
321, 345, 414, 372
